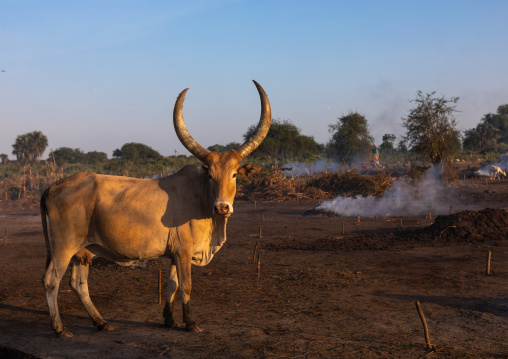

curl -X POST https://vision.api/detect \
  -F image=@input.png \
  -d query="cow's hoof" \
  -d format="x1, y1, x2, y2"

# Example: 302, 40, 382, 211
57, 330, 73, 338
186, 323, 203, 333
98, 322, 114, 331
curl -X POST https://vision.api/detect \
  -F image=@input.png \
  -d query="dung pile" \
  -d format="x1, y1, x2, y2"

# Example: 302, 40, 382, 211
237, 170, 393, 202
422, 208, 508, 243
305, 171, 392, 198
236, 170, 328, 202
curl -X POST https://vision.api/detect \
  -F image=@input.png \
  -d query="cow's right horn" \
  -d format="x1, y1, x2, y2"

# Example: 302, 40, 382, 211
234, 80, 271, 160
173, 88, 211, 163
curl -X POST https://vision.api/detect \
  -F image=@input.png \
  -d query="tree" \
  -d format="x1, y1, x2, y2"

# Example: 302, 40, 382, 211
12, 131, 48, 163
479, 105, 508, 149
51, 147, 85, 166
0, 154, 8, 165
326, 112, 374, 168
382, 134, 396, 144
243, 119, 323, 162
84, 151, 108, 165
207, 142, 241, 153
463, 123, 500, 152
401, 91, 461, 166
113, 143, 163, 164
379, 134, 397, 158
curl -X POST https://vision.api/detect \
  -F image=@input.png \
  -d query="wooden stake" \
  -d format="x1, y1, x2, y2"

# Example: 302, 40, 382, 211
252, 241, 259, 262
400, 217, 403, 228
3, 227, 7, 246
415, 301, 434, 350
486, 251, 491, 275
428, 211, 432, 224
259, 226, 262, 238
257, 254, 261, 280
342, 221, 345, 235
254, 201, 257, 209
375, 214, 378, 220
357, 214, 360, 223
158, 270, 162, 304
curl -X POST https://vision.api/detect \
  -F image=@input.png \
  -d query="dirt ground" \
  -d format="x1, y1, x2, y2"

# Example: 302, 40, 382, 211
0, 176, 507, 358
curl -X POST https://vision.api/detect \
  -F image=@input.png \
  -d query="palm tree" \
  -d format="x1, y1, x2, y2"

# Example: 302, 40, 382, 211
12, 131, 48, 163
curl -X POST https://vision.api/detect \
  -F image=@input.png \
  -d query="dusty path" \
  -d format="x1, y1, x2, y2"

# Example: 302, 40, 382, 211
0, 178, 507, 358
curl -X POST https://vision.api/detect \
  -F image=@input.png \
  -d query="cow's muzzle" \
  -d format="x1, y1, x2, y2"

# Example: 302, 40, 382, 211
214, 202, 232, 217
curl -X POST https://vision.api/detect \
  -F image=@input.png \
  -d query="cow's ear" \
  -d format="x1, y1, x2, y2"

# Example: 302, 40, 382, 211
238, 164, 261, 178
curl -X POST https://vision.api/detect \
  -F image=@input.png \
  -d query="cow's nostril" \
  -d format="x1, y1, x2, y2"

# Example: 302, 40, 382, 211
214, 203, 230, 215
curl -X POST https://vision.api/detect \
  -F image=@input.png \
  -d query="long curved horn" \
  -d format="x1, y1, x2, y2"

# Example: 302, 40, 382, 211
234, 80, 271, 160
173, 88, 211, 162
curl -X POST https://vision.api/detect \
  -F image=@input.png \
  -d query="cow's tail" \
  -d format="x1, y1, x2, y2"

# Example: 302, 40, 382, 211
40, 189, 51, 270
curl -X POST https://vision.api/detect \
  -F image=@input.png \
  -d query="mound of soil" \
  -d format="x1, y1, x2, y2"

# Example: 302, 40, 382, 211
268, 208, 508, 252
305, 171, 393, 198
422, 208, 508, 242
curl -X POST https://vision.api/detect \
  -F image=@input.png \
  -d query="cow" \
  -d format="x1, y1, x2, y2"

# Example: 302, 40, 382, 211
490, 165, 506, 180
41, 80, 271, 338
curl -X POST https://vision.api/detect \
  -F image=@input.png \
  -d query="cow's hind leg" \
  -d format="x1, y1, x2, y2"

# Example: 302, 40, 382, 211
69, 257, 114, 332
43, 253, 74, 337
163, 261, 179, 329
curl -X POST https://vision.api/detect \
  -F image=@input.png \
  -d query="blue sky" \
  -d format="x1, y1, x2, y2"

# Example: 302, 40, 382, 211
1, 0, 507, 159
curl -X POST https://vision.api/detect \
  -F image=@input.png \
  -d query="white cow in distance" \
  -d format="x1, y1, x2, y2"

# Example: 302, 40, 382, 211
490, 165, 506, 179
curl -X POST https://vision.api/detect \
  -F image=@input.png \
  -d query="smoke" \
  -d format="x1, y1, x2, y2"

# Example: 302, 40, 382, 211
282, 159, 368, 177
475, 154, 508, 177
282, 160, 341, 177
317, 171, 455, 217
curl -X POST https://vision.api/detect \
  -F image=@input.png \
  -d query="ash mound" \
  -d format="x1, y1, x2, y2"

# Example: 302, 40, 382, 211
268, 208, 507, 252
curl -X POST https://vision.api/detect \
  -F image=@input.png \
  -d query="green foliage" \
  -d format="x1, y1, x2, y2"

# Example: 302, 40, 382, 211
464, 104, 508, 153
51, 148, 108, 167
243, 119, 323, 162
382, 134, 396, 144
113, 142, 163, 164
207, 142, 241, 153
326, 112, 374, 168
12, 131, 48, 163
378, 140, 395, 157
462, 123, 500, 152
84, 151, 108, 165
483, 104, 508, 145
401, 91, 461, 164
51, 147, 84, 165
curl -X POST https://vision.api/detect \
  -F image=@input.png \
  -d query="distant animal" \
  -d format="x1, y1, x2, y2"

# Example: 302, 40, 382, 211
489, 165, 506, 180
41, 81, 271, 338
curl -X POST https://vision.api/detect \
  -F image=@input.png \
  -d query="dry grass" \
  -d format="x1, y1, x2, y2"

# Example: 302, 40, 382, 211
0, 163, 63, 207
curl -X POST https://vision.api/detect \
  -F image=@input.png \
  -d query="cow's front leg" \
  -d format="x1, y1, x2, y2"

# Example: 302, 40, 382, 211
175, 253, 202, 332
163, 261, 178, 329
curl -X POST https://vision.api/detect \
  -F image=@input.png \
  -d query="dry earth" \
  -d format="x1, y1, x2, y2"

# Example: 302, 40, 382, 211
0, 176, 507, 358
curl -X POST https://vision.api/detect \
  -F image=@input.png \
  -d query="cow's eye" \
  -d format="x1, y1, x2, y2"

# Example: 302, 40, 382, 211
232, 173, 237, 178
208, 174, 213, 180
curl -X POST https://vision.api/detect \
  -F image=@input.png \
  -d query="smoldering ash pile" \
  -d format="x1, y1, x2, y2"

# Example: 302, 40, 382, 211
316, 173, 456, 217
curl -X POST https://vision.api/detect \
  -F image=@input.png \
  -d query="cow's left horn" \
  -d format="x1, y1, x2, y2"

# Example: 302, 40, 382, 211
234, 80, 271, 160
173, 88, 211, 163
